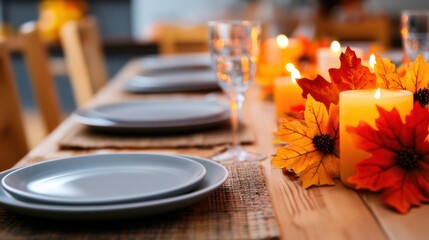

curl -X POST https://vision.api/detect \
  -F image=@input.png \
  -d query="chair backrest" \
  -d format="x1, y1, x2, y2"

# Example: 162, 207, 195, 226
157, 24, 209, 55
20, 21, 62, 132
0, 40, 28, 170
60, 16, 107, 107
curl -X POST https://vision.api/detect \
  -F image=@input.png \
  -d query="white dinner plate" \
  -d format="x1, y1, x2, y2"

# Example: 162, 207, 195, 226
0, 155, 228, 220
139, 53, 211, 72
2, 154, 206, 205
124, 70, 219, 93
72, 99, 230, 133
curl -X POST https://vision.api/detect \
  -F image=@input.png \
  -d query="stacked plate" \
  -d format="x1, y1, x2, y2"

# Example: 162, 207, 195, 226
72, 98, 230, 133
125, 69, 219, 93
0, 153, 228, 220
138, 53, 211, 72
125, 53, 219, 93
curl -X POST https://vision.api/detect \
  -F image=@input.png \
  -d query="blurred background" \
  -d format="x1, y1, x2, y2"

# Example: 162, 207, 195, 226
1, 0, 429, 146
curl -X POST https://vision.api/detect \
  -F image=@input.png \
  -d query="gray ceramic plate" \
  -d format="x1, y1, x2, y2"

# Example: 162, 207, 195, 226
72, 99, 230, 133
139, 53, 211, 72
2, 153, 206, 205
0, 155, 228, 220
125, 69, 219, 93
84, 99, 228, 124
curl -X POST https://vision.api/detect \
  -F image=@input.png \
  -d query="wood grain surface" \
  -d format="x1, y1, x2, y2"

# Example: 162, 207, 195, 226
14, 58, 429, 240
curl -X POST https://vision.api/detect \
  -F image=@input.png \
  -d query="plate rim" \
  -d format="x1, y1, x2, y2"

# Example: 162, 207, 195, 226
1, 153, 207, 205
85, 99, 227, 123
0, 154, 228, 220
72, 99, 230, 130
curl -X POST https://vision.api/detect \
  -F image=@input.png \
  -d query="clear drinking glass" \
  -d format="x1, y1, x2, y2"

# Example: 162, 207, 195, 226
208, 20, 265, 161
401, 10, 429, 60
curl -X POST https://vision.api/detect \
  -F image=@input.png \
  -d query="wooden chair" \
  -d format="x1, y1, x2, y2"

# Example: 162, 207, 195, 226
20, 21, 63, 132
0, 40, 28, 170
157, 24, 209, 55
60, 16, 107, 107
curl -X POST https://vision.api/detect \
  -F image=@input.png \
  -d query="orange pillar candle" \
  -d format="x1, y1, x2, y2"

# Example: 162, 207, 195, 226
274, 68, 305, 120
339, 89, 413, 187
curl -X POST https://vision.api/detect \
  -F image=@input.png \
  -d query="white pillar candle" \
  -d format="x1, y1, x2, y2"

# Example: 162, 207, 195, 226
317, 41, 363, 81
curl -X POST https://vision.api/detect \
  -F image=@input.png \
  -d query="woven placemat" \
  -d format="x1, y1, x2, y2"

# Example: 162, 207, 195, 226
59, 123, 255, 150
0, 161, 279, 239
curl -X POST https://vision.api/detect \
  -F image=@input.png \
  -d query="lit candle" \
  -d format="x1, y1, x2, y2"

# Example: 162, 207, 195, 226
369, 53, 376, 73
274, 65, 305, 120
339, 89, 413, 187
317, 41, 364, 80
277, 35, 302, 68
263, 38, 282, 65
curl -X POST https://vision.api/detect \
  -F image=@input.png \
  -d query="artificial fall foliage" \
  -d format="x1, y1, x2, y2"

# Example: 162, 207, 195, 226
347, 102, 429, 214
272, 47, 429, 213
375, 54, 429, 106
272, 95, 339, 188
297, 47, 377, 109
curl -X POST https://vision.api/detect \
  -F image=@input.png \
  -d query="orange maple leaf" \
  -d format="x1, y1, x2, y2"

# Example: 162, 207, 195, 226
272, 95, 339, 188
375, 54, 429, 106
297, 47, 377, 109
374, 55, 405, 90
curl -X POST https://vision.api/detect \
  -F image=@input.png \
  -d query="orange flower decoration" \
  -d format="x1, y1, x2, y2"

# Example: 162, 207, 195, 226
347, 102, 429, 214
272, 95, 339, 188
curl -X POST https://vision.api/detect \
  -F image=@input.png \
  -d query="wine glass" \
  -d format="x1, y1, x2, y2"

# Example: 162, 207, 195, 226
401, 10, 429, 60
208, 20, 265, 161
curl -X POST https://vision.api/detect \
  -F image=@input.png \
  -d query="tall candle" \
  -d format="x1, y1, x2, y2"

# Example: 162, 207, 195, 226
339, 89, 413, 187
317, 41, 363, 80
274, 68, 304, 120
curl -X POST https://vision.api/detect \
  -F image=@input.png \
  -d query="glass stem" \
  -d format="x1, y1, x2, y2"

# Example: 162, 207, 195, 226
229, 91, 244, 149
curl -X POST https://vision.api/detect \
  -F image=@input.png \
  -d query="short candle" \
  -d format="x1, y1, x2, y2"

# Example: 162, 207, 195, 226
339, 89, 413, 187
274, 68, 304, 120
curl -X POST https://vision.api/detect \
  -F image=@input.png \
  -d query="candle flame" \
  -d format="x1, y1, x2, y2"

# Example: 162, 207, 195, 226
285, 63, 295, 73
374, 88, 381, 99
330, 40, 341, 53
276, 34, 289, 49
291, 69, 301, 83
369, 54, 376, 69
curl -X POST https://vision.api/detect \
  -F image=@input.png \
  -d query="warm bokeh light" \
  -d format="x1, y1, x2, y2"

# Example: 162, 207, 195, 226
291, 69, 301, 83
374, 88, 381, 99
369, 54, 376, 69
285, 63, 295, 73
276, 34, 289, 49
215, 39, 225, 49
330, 40, 341, 53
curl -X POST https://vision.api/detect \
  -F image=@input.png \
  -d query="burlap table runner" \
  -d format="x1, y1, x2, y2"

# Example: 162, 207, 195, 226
59, 122, 255, 150
0, 161, 279, 239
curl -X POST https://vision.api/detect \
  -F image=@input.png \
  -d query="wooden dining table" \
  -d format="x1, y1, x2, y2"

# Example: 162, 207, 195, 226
3, 57, 428, 240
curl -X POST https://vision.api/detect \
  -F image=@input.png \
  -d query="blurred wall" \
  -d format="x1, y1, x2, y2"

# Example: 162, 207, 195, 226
366, 0, 429, 14
131, 0, 239, 39
131, 0, 429, 40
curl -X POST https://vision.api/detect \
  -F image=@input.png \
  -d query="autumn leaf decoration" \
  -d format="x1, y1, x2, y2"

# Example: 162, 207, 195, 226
297, 47, 377, 109
272, 47, 376, 188
375, 54, 429, 107
272, 95, 339, 188
347, 102, 429, 214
